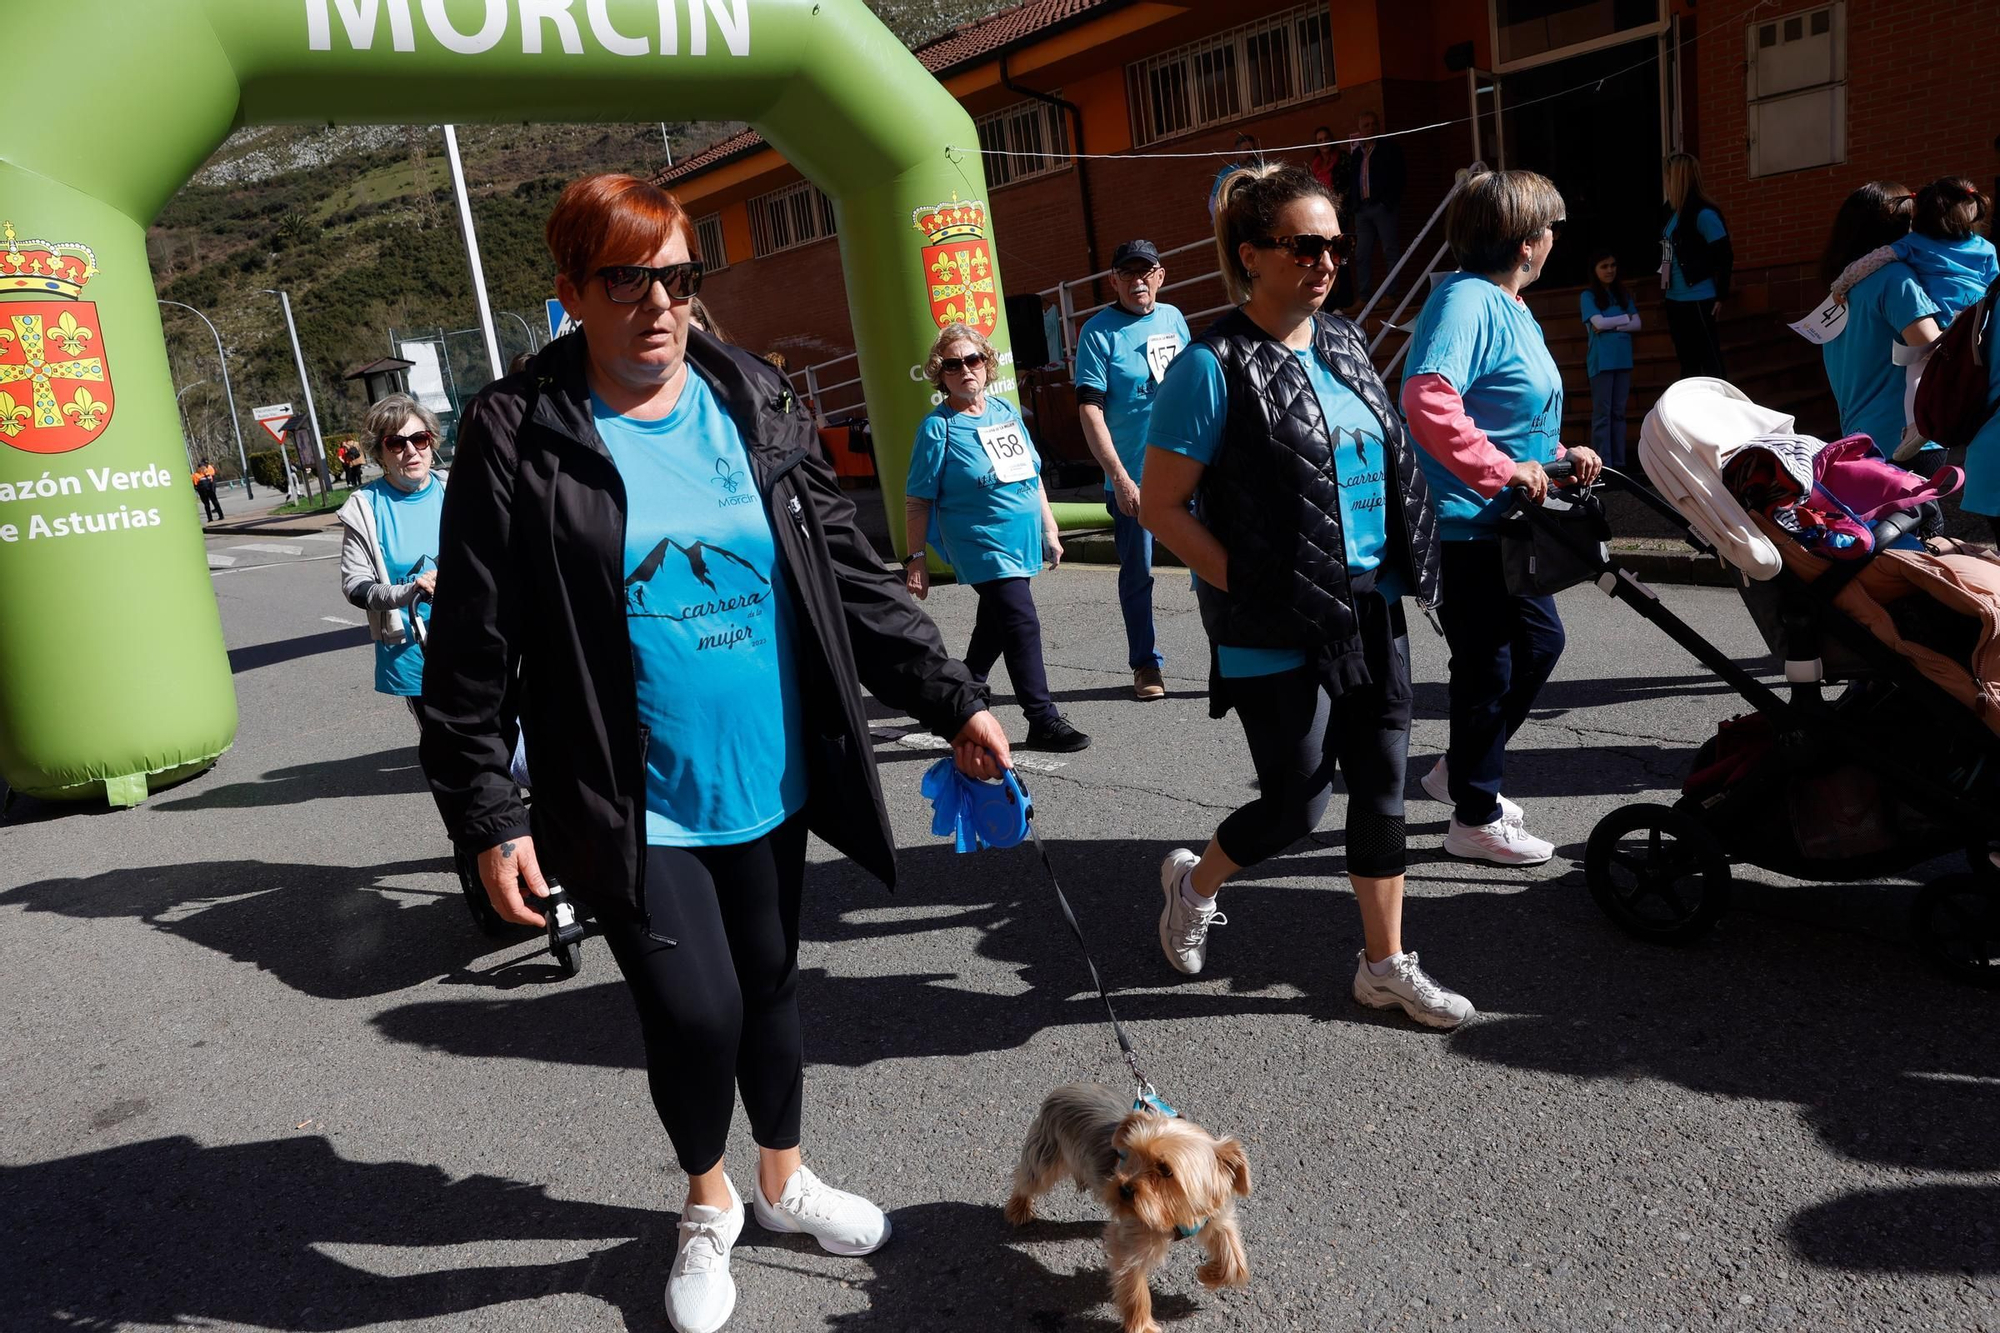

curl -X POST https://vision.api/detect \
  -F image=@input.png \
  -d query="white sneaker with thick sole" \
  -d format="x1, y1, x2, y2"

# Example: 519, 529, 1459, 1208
1352, 950, 1476, 1030
667, 1176, 743, 1333
1157, 848, 1225, 975
1420, 757, 1522, 823
1443, 814, 1555, 866
754, 1166, 890, 1257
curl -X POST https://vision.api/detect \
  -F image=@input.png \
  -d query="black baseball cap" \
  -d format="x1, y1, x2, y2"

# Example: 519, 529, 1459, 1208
1112, 239, 1162, 271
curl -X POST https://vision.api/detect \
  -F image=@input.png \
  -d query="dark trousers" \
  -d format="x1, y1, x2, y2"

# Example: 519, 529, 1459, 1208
599, 815, 808, 1176
1664, 297, 1726, 379
1437, 540, 1566, 827
965, 576, 1057, 726
1215, 638, 1413, 879
196, 482, 223, 521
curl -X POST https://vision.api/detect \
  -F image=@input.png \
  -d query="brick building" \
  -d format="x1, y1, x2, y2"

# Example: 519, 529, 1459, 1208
661, 0, 2000, 453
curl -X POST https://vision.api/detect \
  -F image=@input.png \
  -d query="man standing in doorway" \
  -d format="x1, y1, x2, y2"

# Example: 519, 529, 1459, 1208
1076, 239, 1190, 702
1347, 110, 1406, 303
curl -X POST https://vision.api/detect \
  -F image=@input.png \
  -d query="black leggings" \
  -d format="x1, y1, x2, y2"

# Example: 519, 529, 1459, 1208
1214, 642, 1413, 879
1664, 297, 1727, 379
965, 576, 1056, 726
599, 815, 808, 1176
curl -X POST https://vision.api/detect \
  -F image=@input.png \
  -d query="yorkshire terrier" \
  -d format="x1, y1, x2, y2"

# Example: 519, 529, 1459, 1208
1005, 1083, 1252, 1333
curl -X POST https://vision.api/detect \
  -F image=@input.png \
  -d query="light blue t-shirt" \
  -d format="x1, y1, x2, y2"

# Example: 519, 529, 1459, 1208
596, 378, 807, 848
367, 474, 444, 697
1822, 260, 1941, 459
1961, 314, 2000, 518
1664, 208, 1727, 302
1074, 302, 1191, 489
906, 397, 1044, 585
1406, 272, 1564, 540
1150, 342, 1395, 678
1894, 232, 2000, 326
1580, 288, 1636, 379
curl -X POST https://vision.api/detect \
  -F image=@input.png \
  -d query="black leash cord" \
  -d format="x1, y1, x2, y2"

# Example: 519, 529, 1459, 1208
1022, 802, 1158, 1097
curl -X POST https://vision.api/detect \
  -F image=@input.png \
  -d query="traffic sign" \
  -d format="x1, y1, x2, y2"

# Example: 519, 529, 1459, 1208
252, 402, 293, 444
546, 298, 579, 341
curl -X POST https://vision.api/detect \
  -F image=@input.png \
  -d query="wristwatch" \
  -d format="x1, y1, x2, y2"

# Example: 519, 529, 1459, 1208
904, 553, 927, 566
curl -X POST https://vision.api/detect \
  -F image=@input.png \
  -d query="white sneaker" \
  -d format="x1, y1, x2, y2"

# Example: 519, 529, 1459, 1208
1420, 757, 1522, 823
1157, 848, 1225, 975
667, 1177, 743, 1333
753, 1166, 890, 1257
1352, 950, 1476, 1029
1443, 814, 1554, 866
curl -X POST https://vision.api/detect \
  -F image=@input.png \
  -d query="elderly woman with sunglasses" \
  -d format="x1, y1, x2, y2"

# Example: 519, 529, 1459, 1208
1400, 168, 1599, 869
417, 175, 1007, 1333
336, 392, 447, 722
1140, 162, 1469, 1030
902, 323, 1090, 752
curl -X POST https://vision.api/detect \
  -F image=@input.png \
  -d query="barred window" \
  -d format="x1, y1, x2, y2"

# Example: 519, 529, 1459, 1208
748, 181, 836, 257
1747, 2, 1846, 177
1128, 3, 1334, 147
693, 213, 729, 271
975, 98, 1071, 189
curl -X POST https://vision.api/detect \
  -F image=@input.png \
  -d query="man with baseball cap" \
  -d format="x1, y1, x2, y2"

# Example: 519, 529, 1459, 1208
1075, 239, 1191, 701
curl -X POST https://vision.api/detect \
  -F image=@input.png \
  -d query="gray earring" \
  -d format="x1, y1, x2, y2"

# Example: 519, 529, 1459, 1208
1520, 261, 1532, 273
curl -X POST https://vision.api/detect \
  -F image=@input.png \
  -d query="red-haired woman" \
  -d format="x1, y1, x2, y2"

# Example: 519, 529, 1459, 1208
419, 174, 1009, 1333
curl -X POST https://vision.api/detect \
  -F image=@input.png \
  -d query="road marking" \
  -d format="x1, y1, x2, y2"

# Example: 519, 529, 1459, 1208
210, 553, 342, 576
228, 542, 307, 556
206, 553, 238, 568
889, 729, 1066, 773
321, 615, 363, 626
295, 532, 340, 543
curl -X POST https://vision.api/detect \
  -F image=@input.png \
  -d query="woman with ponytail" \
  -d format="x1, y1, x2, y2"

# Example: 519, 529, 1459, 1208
1138, 162, 1469, 1030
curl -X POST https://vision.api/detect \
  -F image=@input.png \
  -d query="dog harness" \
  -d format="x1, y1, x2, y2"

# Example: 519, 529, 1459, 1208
1119, 1092, 1206, 1239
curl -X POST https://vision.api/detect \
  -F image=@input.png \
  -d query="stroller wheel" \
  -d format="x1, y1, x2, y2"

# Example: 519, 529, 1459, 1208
551, 935, 582, 978
1585, 803, 1732, 945
454, 844, 509, 938
1911, 875, 2000, 988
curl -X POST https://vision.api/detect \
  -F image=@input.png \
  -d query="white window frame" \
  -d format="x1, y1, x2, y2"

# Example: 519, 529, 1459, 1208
1488, 0, 1666, 75
1127, 2, 1335, 148
1746, 2, 1847, 178
975, 97, 1071, 189
747, 180, 837, 258
693, 212, 729, 272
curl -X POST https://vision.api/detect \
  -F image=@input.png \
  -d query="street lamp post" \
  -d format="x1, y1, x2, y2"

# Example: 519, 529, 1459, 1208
257, 287, 330, 496
159, 298, 253, 498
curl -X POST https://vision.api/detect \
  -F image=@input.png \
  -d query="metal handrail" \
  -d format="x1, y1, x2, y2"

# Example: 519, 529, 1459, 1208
1358, 162, 1482, 341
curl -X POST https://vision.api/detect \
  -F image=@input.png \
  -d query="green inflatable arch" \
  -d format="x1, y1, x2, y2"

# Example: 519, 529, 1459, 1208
0, 0, 1021, 805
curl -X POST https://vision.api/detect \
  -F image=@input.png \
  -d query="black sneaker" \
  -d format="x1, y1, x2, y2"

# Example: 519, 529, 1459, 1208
1024, 716, 1091, 752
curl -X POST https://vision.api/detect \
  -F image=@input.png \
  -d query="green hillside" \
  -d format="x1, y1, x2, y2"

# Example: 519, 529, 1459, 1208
149, 0, 1012, 476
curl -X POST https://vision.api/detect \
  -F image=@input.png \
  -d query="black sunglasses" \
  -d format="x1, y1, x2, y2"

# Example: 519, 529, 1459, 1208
597, 261, 705, 304
380, 430, 436, 453
940, 351, 987, 373
1548, 217, 1567, 237
1258, 232, 1357, 266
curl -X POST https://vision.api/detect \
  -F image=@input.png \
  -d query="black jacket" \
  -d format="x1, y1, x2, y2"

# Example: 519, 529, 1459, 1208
1345, 139, 1405, 212
1668, 200, 1734, 301
1191, 308, 1442, 706
418, 331, 987, 923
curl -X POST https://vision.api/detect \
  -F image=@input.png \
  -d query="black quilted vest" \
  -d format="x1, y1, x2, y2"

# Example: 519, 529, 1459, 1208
1192, 307, 1442, 659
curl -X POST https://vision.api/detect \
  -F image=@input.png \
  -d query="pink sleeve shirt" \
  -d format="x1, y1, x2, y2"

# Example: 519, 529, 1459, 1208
1400, 372, 1566, 500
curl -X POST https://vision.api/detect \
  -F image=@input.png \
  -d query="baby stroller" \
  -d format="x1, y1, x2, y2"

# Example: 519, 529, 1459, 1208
1506, 378, 2000, 986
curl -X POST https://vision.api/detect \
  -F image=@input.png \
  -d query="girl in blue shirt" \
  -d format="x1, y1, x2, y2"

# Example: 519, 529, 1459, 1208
1580, 250, 1639, 467
1659, 153, 1731, 379
904, 324, 1088, 753
1817, 181, 1944, 462
1138, 162, 1469, 1032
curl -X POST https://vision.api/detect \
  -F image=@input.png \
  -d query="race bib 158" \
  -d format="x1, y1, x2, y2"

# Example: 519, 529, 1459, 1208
976, 420, 1037, 484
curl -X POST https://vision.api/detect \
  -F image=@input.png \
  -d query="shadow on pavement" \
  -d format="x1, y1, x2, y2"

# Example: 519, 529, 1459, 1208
0, 1134, 664, 1332
227, 625, 370, 675
816, 1200, 1200, 1332
154, 747, 426, 811
1787, 1184, 2000, 1274
0, 855, 490, 1000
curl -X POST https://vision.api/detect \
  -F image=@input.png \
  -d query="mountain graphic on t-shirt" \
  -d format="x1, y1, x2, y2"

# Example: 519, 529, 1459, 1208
625, 536, 770, 620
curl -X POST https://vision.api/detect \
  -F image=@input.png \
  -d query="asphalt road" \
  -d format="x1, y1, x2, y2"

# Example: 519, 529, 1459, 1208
3, 526, 1996, 1333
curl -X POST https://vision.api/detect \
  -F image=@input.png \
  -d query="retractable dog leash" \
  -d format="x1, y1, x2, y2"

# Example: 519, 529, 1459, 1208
921, 758, 1175, 1115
